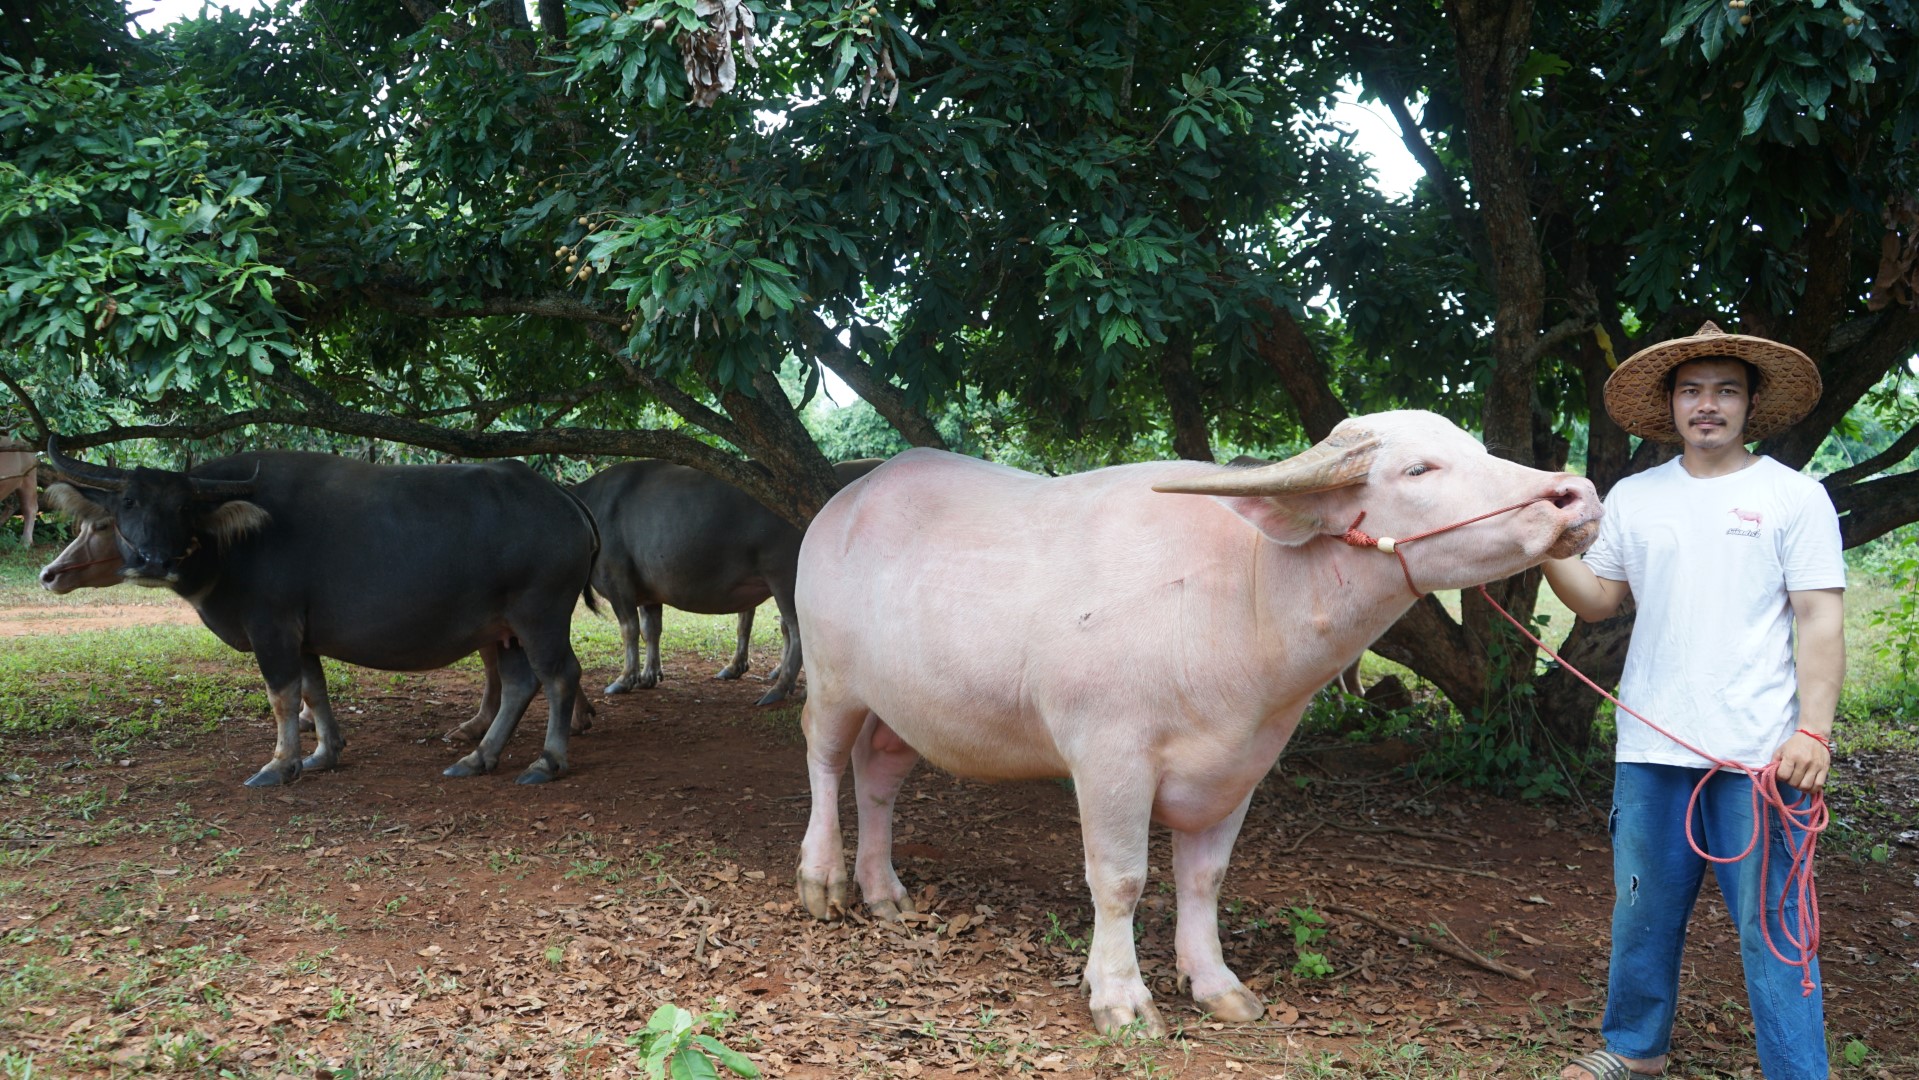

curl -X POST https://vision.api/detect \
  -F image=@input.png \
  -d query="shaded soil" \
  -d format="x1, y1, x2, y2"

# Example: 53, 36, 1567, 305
0, 602, 201, 637
2, 634, 1916, 1079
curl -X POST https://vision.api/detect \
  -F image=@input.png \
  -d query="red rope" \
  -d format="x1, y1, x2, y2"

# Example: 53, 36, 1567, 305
1475, 583, 1825, 995
1336, 500, 1827, 994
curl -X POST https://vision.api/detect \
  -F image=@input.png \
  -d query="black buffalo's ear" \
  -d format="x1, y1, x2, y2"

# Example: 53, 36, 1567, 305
200, 500, 271, 549
42, 482, 117, 524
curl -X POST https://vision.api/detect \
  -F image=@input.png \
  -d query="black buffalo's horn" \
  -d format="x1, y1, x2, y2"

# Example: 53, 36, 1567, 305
188, 465, 261, 502
45, 436, 130, 492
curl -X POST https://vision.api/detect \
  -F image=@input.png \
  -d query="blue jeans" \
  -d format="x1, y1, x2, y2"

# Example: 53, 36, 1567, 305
1603, 763, 1828, 1079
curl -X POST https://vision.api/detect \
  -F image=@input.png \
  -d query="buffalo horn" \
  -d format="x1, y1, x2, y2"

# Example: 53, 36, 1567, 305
189, 465, 261, 501
45, 436, 130, 492
1153, 429, 1380, 497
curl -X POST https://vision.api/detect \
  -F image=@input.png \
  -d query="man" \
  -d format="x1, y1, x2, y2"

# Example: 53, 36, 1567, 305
1545, 321, 1845, 1080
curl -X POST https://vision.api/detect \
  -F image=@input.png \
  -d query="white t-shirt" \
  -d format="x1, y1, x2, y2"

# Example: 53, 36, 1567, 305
1581, 456, 1846, 769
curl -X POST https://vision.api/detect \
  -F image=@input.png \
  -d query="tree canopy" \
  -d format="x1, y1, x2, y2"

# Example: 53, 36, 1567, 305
4, 0, 1916, 754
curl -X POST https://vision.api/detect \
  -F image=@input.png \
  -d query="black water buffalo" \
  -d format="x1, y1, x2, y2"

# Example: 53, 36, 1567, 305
46, 444, 598, 787
573, 458, 882, 706
38, 483, 596, 743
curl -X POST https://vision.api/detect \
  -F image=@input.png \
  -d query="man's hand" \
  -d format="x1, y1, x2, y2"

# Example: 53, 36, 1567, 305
1772, 731, 1830, 794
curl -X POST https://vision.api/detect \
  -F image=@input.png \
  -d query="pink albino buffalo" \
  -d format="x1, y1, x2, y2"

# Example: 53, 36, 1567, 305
0, 437, 36, 547
793, 410, 1601, 1036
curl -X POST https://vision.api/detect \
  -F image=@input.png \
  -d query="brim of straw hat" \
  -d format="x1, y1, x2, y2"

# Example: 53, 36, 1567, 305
1602, 323, 1822, 445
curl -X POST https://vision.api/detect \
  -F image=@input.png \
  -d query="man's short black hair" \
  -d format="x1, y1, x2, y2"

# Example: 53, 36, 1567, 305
1664, 355, 1762, 397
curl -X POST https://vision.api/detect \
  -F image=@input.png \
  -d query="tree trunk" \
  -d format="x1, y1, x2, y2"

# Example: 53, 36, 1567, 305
715, 368, 843, 528
1156, 327, 1213, 461
1368, 596, 1488, 714
1532, 605, 1636, 755
1251, 299, 1347, 441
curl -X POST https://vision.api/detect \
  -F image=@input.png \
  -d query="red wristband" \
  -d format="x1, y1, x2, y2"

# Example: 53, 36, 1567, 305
1796, 728, 1832, 752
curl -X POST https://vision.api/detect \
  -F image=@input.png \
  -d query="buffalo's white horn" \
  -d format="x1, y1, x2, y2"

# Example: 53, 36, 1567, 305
1152, 430, 1380, 497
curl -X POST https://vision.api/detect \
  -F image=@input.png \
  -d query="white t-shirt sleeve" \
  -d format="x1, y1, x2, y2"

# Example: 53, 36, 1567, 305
1580, 485, 1630, 582
1780, 482, 1846, 592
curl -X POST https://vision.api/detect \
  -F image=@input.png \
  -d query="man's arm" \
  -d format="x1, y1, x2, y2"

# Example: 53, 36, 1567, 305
1540, 557, 1631, 622
1774, 587, 1845, 794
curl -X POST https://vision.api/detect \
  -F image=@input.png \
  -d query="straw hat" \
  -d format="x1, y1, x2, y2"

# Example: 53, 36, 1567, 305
1602, 321, 1822, 444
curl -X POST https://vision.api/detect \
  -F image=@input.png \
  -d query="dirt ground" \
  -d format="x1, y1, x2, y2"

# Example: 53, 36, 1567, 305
3, 605, 1916, 1079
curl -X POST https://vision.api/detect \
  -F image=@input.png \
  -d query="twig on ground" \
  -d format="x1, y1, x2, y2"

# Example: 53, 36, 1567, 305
1312, 817, 1475, 846
1322, 902, 1535, 983
1281, 820, 1324, 855
1335, 853, 1514, 882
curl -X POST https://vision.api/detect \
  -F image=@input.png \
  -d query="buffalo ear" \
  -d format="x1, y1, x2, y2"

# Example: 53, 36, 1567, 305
42, 482, 116, 524
200, 500, 271, 549
1215, 495, 1325, 546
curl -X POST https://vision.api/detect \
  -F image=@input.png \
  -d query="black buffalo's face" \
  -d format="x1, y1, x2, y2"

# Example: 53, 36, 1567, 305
44, 442, 269, 590
110, 469, 209, 586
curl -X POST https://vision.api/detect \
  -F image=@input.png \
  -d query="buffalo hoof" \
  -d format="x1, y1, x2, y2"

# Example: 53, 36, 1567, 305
1196, 987, 1263, 1023
714, 664, 746, 681
298, 750, 340, 774
443, 753, 494, 779
754, 686, 792, 707
867, 897, 914, 922
516, 753, 565, 785
442, 721, 484, 745
1091, 1000, 1168, 1040
798, 876, 847, 920
603, 678, 632, 695
244, 761, 302, 787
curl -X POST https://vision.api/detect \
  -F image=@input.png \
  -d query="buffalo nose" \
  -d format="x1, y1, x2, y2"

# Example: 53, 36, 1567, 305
1551, 476, 1601, 522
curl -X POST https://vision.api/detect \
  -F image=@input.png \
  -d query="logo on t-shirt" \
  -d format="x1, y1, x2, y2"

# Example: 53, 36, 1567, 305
1727, 507, 1763, 538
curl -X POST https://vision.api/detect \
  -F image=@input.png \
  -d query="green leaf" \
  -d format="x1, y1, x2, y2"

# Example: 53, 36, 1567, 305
668, 1047, 720, 1080
693, 1036, 759, 1078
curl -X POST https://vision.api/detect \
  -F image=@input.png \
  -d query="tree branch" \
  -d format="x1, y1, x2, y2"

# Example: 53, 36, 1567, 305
579, 322, 747, 446
45, 409, 322, 451
1824, 423, 1919, 489
0, 368, 51, 445
251, 369, 788, 507
796, 310, 949, 450
1829, 466, 1919, 549
1369, 78, 1488, 271
1251, 299, 1348, 441
359, 286, 624, 326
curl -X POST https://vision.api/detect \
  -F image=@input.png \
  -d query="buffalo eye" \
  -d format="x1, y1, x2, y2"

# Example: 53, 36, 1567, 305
1406, 463, 1433, 477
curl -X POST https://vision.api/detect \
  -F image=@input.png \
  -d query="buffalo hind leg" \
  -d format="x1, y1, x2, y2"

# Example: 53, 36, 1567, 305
755, 590, 803, 706
445, 646, 538, 779
449, 645, 506, 742
796, 699, 874, 919
451, 645, 593, 743
514, 622, 583, 784
717, 609, 753, 680
850, 715, 920, 918
1076, 764, 1165, 1037
1171, 792, 1263, 1022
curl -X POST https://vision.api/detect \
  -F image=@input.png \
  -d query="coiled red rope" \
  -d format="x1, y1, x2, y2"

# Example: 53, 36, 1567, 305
1337, 499, 1827, 994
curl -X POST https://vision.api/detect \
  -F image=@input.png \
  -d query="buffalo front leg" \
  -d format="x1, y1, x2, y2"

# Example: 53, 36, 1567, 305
850, 715, 920, 919
18, 471, 35, 548
244, 647, 308, 788
295, 655, 348, 774
1171, 792, 1262, 1022
1076, 768, 1165, 1037
445, 646, 538, 779
796, 700, 874, 920
716, 608, 753, 680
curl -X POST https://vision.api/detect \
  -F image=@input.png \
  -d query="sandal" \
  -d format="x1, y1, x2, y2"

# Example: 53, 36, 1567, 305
1562, 1050, 1662, 1080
